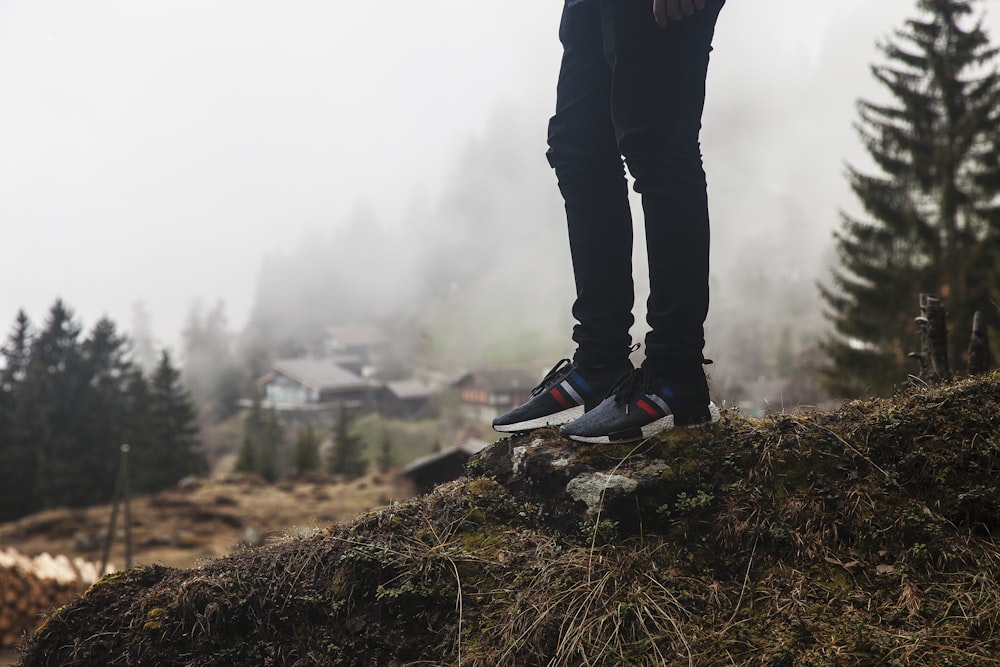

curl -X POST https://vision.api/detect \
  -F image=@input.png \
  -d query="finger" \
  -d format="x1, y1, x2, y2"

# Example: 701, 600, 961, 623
695, 0, 706, 9
681, 0, 695, 16
667, 0, 682, 21
653, 0, 668, 27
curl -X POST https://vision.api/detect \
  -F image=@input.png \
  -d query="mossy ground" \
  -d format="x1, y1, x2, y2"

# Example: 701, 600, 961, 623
17, 373, 1000, 666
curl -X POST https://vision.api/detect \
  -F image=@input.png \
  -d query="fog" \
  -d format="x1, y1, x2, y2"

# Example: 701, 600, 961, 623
2, 1, 997, 383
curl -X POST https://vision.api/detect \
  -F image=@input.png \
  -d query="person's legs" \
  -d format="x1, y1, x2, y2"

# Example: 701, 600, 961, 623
493, 0, 637, 434
546, 0, 636, 370
606, 0, 724, 380
561, 0, 725, 443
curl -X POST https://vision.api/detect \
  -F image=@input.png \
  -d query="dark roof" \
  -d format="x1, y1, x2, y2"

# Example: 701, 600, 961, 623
385, 379, 434, 400
271, 358, 371, 392
457, 369, 539, 393
402, 439, 489, 475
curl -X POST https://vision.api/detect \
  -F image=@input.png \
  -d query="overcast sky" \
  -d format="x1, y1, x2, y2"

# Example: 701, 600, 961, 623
2, 0, 998, 353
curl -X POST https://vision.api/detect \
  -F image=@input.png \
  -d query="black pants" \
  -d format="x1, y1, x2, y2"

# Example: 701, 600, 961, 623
547, 0, 724, 378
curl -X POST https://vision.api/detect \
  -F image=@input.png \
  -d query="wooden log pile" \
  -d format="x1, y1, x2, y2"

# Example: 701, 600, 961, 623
0, 548, 105, 648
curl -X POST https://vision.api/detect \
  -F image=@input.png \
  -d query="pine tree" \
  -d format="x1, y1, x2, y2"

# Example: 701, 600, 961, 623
376, 428, 395, 473
238, 394, 283, 482
181, 300, 244, 421
821, 0, 1000, 396
73, 317, 134, 505
257, 405, 281, 483
26, 300, 88, 509
235, 432, 257, 475
292, 424, 322, 473
0, 310, 31, 403
0, 311, 36, 521
327, 404, 367, 479
135, 350, 206, 491
129, 300, 159, 373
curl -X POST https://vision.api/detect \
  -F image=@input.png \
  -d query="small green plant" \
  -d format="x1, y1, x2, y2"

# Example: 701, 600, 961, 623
657, 490, 715, 517
578, 519, 619, 546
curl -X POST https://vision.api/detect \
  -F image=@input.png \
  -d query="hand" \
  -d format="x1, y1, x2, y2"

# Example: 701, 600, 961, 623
652, 0, 706, 28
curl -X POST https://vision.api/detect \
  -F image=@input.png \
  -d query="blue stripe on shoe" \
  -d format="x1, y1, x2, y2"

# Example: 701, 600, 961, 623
570, 371, 594, 398
656, 383, 677, 401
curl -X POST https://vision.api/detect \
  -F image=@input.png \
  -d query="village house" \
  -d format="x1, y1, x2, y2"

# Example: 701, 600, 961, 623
379, 378, 435, 418
253, 357, 379, 422
453, 369, 538, 423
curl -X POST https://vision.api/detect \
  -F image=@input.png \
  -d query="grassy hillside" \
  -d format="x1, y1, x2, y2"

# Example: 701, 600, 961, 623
16, 373, 1000, 666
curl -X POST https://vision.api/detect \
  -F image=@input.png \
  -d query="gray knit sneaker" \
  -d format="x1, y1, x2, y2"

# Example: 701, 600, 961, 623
493, 358, 632, 433
559, 367, 719, 443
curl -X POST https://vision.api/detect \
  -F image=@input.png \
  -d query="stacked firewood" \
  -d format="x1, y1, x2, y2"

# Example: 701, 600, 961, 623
0, 548, 105, 647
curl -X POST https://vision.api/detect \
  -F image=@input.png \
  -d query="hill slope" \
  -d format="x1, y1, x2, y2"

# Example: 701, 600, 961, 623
17, 373, 1000, 666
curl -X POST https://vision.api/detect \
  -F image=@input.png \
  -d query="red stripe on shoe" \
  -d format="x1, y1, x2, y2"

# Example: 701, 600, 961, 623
550, 387, 574, 410
636, 400, 661, 417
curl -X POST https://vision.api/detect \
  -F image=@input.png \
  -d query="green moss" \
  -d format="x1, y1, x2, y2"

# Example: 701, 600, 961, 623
142, 606, 167, 631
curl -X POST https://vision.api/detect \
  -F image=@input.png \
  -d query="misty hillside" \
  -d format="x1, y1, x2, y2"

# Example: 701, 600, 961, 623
17, 373, 1000, 666
240, 105, 828, 395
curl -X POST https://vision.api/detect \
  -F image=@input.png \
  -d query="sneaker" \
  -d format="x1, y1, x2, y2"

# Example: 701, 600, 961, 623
492, 358, 632, 433
559, 367, 720, 444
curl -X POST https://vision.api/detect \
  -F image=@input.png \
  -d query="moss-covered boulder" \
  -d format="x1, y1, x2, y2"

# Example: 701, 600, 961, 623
16, 373, 1000, 666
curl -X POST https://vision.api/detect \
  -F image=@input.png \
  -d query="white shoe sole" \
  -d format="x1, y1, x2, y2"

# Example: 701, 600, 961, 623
493, 405, 586, 433
567, 402, 721, 444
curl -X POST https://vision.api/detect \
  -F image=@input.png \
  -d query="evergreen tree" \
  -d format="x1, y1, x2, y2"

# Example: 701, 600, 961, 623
26, 300, 88, 509
134, 350, 206, 491
257, 405, 281, 483
376, 428, 395, 473
235, 432, 256, 475
0, 310, 31, 403
821, 0, 1000, 396
73, 317, 134, 506
292, 424, 322, 473
129, 300, 159, 373
181, 300, 244, 421
238, 394, 283, 482
327, 404, 367, 479
0, 311, 35, 521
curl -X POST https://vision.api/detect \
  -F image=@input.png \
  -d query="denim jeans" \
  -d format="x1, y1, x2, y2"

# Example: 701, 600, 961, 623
547, 0, 724, 378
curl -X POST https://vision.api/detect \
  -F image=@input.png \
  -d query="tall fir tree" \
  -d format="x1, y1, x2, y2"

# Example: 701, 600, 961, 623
821, 0, 1000, 397
73, 316, 135, 506
292, 424, 322, 473
376, 428, 395, 473
25, 300, 88, 509
0, 311, 36, 521
181, 300, 244, 421
238, 393, 283, 482
134, 350, 206, 491
327, 403, 367, 479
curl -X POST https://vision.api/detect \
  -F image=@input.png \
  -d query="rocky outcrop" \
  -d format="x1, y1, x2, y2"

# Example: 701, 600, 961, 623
470, 426, 721, 536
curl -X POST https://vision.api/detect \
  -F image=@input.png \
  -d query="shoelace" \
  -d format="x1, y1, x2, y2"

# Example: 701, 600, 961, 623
612, 360, 713, 415
611, 368, 650, 414
530, 358, 572, 396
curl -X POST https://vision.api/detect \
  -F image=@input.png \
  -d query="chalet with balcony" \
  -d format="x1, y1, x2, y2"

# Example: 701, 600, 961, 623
453, 368, 538, 422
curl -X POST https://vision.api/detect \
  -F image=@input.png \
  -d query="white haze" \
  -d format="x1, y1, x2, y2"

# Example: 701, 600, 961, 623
1, 0, 997, 362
